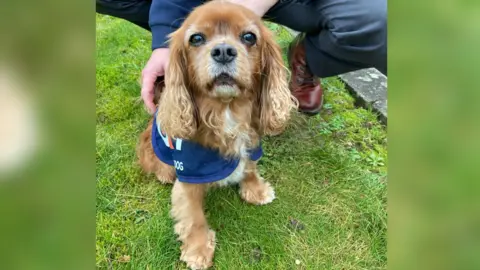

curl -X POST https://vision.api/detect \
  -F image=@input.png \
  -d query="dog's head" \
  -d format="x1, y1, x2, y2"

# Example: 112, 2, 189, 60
157, 1, 297, 138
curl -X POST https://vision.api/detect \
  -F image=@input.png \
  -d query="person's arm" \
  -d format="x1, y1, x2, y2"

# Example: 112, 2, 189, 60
141, 0, 202, 114
149, 0, 202, 50
228, 0, 279, 17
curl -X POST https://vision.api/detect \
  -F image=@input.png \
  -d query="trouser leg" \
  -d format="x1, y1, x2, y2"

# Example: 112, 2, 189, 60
264, 0, 387, 76
96, 0, 152, 31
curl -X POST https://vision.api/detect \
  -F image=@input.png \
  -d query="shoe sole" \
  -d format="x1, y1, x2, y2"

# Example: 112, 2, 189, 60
298, 94, 324, 116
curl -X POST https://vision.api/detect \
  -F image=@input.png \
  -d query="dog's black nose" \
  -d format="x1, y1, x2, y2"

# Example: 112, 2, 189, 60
211, 44, 237, 64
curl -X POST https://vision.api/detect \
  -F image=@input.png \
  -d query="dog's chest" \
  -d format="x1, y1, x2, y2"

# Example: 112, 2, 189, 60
215, 159, 246, 187
153, 112, 261, 185
223, 107, 249, 159
213, 108, 250, 186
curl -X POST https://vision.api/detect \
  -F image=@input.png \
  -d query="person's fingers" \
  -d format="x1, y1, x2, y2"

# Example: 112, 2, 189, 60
141, 73, 157, 114
141, 49, 169, 114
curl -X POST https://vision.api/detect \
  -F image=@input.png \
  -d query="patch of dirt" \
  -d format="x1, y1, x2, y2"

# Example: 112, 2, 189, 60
250, 247, 263, 263
288, 217, 305, 231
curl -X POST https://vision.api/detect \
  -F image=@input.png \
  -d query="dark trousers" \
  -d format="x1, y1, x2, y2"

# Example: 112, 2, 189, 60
96, 0, 387, 77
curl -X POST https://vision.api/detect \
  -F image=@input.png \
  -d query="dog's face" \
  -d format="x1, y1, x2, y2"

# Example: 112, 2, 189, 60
157, 2, 297, 138
176, 2, 264, 100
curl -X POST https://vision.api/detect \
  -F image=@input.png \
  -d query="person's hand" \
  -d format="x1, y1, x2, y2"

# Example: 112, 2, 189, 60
228, 0, 278, 17
141, 48, 170, 114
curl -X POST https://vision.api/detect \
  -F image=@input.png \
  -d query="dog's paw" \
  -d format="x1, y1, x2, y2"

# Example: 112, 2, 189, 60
240, 181, 276, 205
180, 229, 216, 270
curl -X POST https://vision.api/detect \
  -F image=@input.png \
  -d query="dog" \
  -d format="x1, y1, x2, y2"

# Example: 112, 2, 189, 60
137, 2, 297, 269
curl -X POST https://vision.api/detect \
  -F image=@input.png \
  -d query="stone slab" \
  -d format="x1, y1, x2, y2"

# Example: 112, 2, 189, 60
339, 68, 387, 124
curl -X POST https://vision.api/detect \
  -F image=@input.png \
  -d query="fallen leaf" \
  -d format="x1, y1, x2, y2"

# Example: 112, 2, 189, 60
118, 255, 131, 263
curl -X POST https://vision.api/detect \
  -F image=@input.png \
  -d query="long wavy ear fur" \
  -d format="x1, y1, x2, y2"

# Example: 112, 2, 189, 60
259, 28, 298, 135
156, 30, 197, 139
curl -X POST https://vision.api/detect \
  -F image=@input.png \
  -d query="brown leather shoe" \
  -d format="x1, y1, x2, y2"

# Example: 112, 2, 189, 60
288, 34, 323, 115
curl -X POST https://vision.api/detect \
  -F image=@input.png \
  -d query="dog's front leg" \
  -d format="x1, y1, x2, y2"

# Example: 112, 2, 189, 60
239, 161, 276, 205
171, 182, 215, 270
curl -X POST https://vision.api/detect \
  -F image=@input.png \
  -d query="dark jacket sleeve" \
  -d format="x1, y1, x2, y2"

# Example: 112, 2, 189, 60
149, 0, 203, 50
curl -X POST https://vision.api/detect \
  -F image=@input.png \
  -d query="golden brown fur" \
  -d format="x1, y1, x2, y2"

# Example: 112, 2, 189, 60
137, 120, 176, 184
137, 2, 297, 269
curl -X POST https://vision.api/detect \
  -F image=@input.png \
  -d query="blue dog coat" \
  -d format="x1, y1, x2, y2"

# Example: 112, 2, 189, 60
151, 114, 262, 184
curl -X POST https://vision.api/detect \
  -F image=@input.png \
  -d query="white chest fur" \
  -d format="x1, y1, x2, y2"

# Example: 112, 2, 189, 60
223, 106, 249, 159
215, 159, 246, 187
215, 107, 250, 186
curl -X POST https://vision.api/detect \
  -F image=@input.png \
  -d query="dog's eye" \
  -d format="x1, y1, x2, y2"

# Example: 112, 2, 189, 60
189, 33, 206, 46
241, 32, 256, 46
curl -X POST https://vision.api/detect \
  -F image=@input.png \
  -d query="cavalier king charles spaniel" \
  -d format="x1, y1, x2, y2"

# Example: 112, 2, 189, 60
137, 1, 297, 269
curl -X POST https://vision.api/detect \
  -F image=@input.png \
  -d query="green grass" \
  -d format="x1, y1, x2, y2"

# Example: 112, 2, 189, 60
96, 14, 387, 270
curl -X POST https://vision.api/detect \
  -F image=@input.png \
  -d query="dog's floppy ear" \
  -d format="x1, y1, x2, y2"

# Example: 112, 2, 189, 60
156, 30, 197, 139
259, 28, 298, 135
